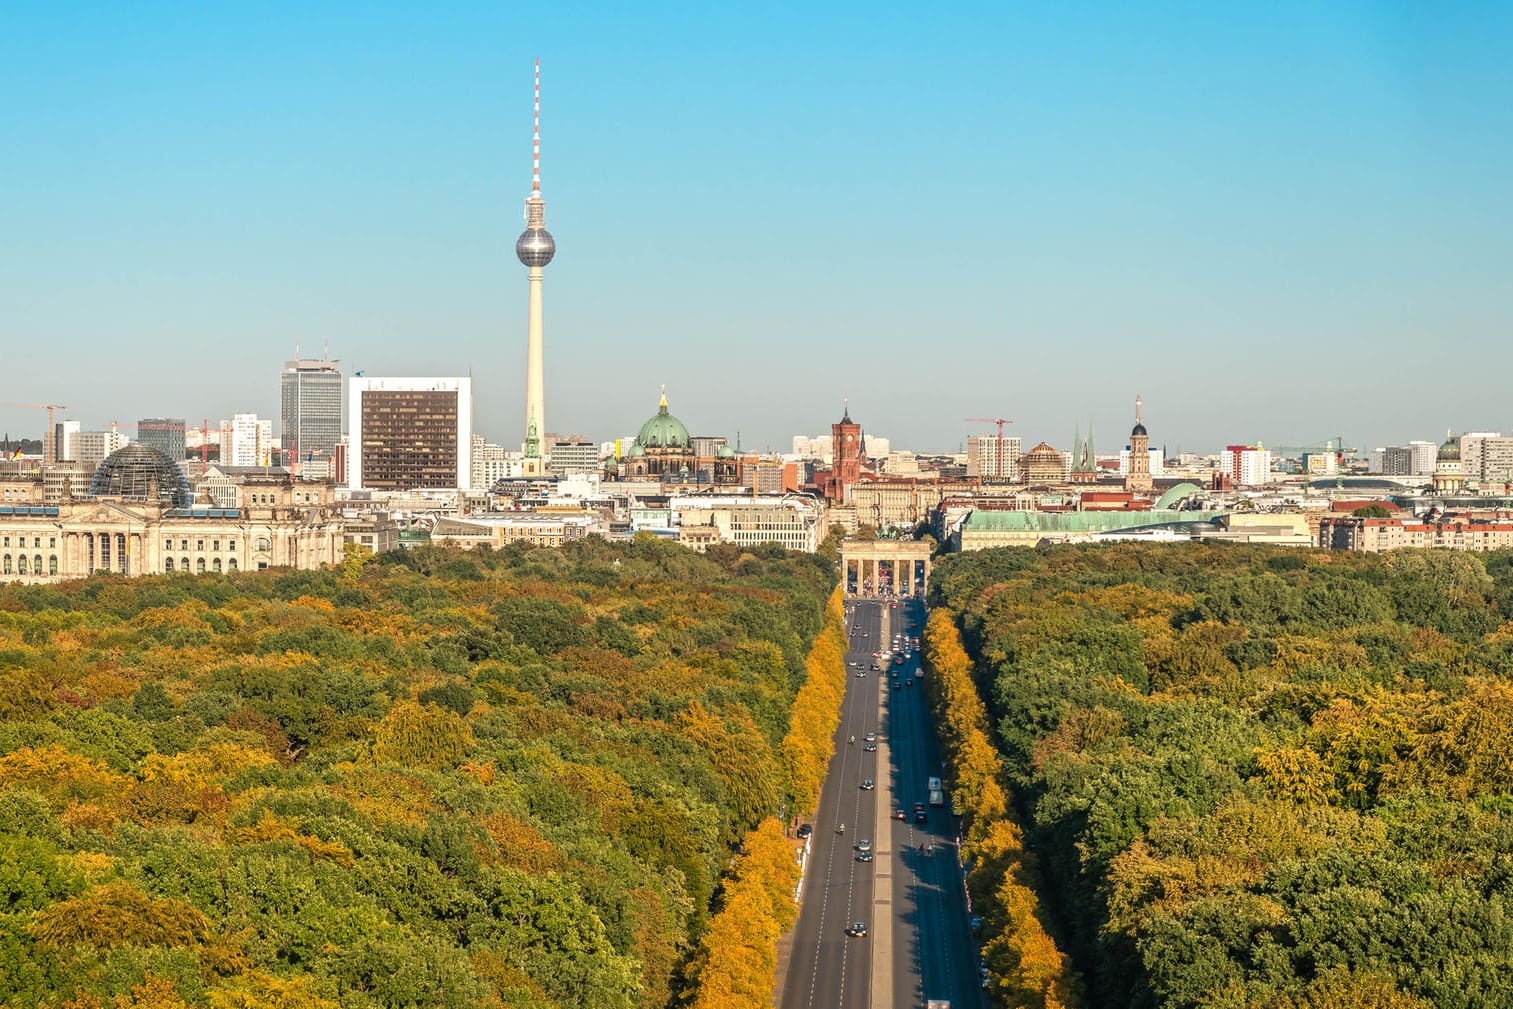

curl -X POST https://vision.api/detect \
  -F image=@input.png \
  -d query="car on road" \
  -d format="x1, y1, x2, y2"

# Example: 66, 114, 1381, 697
854, 838, 873, 852
905, 679, 914, 686
855, 850, 874, 863
891, 681, 901, 690
864, 742, 877, 752
846, 921, 868, 937
865, 732, 877, 741
860, 778, 875, 790
855, 670, 866, 677
894, 808, 907, 820
796, 823, 813, 839
913, 803, 928, 824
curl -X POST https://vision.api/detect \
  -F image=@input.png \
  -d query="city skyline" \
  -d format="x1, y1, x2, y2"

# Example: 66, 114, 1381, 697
4, 3, 1511, 451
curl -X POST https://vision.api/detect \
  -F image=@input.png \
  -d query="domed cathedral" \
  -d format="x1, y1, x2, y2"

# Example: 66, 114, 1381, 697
1124, 395, 1154, 494
1433, 430, 1465, 494
622, 390, 739, 485
1021, 441, 1067, 486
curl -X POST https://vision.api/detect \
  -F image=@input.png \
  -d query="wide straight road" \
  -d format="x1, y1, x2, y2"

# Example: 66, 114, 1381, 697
884, 596, 981, 1009
779, 596, 979, 1009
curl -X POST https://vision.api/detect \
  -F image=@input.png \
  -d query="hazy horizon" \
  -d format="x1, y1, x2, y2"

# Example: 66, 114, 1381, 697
4, 3, 1510, 455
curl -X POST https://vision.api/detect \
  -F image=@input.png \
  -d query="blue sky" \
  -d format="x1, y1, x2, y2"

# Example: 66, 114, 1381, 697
3, 2, 1510, 454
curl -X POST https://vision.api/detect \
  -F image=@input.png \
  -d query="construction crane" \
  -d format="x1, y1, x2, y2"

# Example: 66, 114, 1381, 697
965, 417, 1014, 483
0, 402, 69, 466
136, 419, 218, 476
1273, 436, 1356, 497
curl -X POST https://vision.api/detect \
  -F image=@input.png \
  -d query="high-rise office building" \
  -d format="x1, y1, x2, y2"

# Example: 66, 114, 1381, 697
348, 377, 473, 491
137, 418, 186, 464
281, 356, 343, 473
219, 414, 274, 468
1220, 445, 1274, 486
966, 434, 1021, 480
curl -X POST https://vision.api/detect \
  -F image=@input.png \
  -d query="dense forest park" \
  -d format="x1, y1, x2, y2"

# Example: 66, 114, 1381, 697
0, 538, 844, 1009
927, 542, 1513, 1009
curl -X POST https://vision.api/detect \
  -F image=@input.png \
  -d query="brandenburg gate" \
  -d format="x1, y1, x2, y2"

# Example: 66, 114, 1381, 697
840, 539, 932, 597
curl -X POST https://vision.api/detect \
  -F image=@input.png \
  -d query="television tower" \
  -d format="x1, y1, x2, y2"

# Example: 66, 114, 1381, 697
516, 58, 555, 477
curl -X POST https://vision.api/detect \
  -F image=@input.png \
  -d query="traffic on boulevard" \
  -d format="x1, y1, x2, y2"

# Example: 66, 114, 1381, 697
778, 594, 981, 1009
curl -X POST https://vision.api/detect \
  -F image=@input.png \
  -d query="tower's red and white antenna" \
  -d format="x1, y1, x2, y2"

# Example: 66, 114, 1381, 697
531, 57, 541, 196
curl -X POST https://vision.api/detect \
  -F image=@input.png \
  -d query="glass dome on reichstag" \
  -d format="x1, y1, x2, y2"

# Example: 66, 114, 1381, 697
88, 443, 192, 508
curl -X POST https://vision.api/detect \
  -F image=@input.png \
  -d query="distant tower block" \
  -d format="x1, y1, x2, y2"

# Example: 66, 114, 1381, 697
1126, 395, 1154, 494
516, 58, 556, 477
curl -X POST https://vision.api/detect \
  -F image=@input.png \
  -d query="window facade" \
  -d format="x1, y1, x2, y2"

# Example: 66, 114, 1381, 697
359, 389, 461, 489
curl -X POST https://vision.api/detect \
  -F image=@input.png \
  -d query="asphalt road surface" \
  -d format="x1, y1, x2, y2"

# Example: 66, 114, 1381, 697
779, 596, 980, 1009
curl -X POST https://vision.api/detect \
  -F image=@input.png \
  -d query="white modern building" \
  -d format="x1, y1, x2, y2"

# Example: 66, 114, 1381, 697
220, 413, 275, 468
1461, 433, 1513, 483
549, 438, 600, 476
76, 428, 129, 468
1219, 445, 1274, 486
53, 421, 81, 463
471, 436, 522, 488
348, 377, 473, 491
966, 435, 1021, 481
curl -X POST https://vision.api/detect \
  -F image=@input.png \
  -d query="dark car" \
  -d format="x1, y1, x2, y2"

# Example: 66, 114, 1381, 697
846, 921, 868, 937
864, 742, 877, 752
905, 679, 914, 687
861, 778, 875, 790
855, 850, 874, 863
796, 823, 813, 839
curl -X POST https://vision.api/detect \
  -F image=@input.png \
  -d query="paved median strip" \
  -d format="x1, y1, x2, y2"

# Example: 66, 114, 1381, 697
870, 623, 895, 1009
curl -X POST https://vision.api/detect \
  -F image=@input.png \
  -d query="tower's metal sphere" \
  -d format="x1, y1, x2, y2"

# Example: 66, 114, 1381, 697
516, 228, 556, 267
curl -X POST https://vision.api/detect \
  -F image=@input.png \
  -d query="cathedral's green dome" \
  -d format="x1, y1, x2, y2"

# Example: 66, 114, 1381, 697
636, 393, 691, 450
716, 444, 736, 459
1439, 433, 1460, 461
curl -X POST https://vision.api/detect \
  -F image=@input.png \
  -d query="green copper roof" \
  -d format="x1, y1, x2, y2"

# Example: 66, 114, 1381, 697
1154, 482, 1203, 510
962, 509, 1222, 534
636, 392, 691, 450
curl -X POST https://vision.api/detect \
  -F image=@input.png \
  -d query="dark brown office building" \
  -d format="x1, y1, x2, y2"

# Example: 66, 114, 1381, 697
348, 378, 472, 490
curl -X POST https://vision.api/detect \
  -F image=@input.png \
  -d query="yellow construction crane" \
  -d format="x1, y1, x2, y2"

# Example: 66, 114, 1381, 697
0, 402, 69, 466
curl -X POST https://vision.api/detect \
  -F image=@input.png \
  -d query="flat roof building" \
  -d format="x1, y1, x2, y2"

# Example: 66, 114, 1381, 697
281, 357, 343, 471
347, 377, 472, 491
